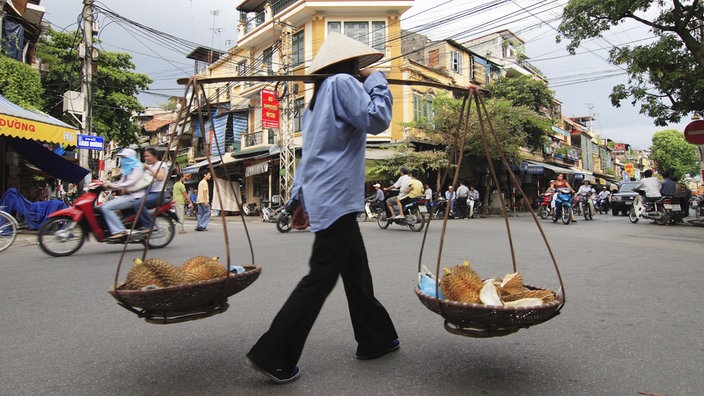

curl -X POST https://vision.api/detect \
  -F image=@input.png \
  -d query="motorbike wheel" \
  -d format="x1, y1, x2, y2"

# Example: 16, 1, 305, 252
38, 216, 86, 257
276, 214, 292, 233
356, 212, 367, 222
377, 212, 390, 229
628, 207, 639, 223
562, 207, 571, 224
145, 215, 175, 249
612, 208, 619, 216
655, 208, 668, 225
407, 208, 425, 232
538, 206, 549, 220
552, 206, 559, 223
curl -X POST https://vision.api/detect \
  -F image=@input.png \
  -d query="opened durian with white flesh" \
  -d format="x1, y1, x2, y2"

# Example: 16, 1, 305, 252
433, 261, 555, 307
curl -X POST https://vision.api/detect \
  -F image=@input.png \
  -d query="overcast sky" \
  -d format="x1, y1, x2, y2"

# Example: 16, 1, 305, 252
41, 0, 689, 149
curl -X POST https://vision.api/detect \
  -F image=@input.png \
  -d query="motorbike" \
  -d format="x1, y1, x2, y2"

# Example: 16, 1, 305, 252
376, 190, 426, 232
691, 194, 704, 220
37, 182, 177, 257
357, 199, 384, 222
629, 190, 683, 225
596, 196, 610, 214
242, 202, 259, 216
552, 188, 574, 225
276, 199, 309, 233
579, 191, 595, 221
538, 192, 552, 220
431, 197, 452, 220
468, 196, 482, 218
261, 195, 284, 223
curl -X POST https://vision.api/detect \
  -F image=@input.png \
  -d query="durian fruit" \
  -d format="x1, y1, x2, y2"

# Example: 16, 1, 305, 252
479, 279, 503, 306
499, 272, 524, 296
521, 289, 555, 303
141, 258, 186, 287
181, 256, 218, 273
439, 261, 483, 304
182, 257, 228, 283
123, 258, 164, 290
503, 298, 544, 307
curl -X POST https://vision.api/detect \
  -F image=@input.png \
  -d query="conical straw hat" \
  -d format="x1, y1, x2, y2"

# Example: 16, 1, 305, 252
308, 31, 384, 74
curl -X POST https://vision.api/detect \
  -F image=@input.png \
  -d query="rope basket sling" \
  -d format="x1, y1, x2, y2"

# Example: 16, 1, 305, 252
108, 78, 261, 324
414, 86, 566, 338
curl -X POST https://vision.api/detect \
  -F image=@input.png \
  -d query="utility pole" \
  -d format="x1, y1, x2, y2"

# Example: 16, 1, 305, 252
278, 24, 296, 200
80, 0, 94, 181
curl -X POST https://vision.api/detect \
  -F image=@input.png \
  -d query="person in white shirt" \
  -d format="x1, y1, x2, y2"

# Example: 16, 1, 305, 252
385, 166, 411, 218
468, 185, 480, 218
424, 184, 433, 213
633, 169, 662, 201
455, 181, 470, 219
577, 180, 596, 215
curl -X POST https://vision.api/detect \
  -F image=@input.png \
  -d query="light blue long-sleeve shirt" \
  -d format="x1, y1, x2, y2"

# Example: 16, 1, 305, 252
293, 71, 392, 232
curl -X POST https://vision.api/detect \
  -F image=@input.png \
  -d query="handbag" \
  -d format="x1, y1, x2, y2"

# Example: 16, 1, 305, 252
127, 171, 154, 193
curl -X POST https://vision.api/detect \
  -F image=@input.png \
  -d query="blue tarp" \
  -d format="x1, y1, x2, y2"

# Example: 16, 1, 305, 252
0, 188, 67, 230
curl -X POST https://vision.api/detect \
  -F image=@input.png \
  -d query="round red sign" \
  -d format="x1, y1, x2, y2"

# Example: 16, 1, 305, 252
684, 120, 704, 144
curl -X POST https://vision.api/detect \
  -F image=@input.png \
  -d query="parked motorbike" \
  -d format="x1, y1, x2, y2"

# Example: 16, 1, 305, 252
691, 194, 704, 220
431, 197, 452, 220
37, 182, 176, 257
468, 197, 482, 218
242, 202, 259, 216
552, 188, 573, 225
629, 190, 683, 225
538, 192, 552, 220
376, 191, 426, 232
579, 191, 595, 221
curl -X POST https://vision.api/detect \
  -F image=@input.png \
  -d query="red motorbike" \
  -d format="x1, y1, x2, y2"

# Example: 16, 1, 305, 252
38, 182, 177, 257
538, 192, 552, 219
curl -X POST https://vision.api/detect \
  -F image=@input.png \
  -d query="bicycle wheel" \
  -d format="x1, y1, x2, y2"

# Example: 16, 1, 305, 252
0, 211, 18, 252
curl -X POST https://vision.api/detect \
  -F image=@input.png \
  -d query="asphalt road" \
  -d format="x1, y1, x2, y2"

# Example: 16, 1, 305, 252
1, 213, 702, 395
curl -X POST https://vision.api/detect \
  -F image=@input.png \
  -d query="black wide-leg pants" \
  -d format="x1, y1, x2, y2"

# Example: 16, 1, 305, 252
247, 212, 398, 372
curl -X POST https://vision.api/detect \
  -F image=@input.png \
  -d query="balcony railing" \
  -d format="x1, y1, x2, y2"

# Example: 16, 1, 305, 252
271, 0, 299, 15
242, 10, 267, 35
242, 130, 276, 148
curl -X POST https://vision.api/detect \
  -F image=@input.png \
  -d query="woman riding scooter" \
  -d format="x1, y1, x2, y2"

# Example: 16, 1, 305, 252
134, 147, 169, 232
100, 148, 147, 240
554, 173, 576, 222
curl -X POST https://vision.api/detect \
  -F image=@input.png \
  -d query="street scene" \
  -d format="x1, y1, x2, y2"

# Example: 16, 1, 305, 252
1, 0, 704, 394
1, 215, 702, 394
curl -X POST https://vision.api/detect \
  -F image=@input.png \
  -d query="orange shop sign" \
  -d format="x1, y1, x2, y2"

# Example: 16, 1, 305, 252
261, 88, 280, 129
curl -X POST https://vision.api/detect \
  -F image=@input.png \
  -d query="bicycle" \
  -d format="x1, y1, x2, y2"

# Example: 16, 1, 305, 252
0, 206, 19, 252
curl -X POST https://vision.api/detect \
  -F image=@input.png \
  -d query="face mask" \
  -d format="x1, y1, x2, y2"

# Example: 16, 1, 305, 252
120, 156, 139, 175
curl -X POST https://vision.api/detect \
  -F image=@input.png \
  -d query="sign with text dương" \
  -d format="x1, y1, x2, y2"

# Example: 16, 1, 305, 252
261, 88, 280, 129
76, 134, 104, 150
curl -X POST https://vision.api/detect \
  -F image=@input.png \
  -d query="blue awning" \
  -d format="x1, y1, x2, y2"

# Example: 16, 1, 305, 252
8, 137, 89, 183
551, 126, 569, 136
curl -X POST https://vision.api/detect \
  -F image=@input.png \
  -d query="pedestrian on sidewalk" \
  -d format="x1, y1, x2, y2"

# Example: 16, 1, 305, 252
195, 171, 211, 231
455, 180, 469, 219
173, 173, 191, 233
246, 32, 399, 385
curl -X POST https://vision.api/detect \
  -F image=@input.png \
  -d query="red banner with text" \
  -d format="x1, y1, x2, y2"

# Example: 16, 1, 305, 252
261, 88, 280, 129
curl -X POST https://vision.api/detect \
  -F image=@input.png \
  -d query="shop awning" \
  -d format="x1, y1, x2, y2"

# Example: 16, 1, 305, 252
526, 160, 576, 175
8, 137, 89, 183
0, 94, 77, 145
182, 158, 222, 175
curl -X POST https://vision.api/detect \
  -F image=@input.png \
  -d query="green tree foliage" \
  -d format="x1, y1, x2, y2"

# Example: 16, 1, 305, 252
0, 56, 44, 109
650, 129, 700, 178
558, 0, 704, 125
367, 143, 449, 182
36, 28, 152, 145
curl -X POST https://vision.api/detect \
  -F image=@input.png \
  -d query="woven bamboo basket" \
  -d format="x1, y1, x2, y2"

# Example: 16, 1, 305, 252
109, 265, 261, 324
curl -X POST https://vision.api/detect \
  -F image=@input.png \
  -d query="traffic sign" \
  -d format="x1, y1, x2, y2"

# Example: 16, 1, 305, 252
684, 120, 704, 144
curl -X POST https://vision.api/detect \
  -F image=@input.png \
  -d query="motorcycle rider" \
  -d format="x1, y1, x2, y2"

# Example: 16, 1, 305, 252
385, 166, 411, 219
368, 183, 385, 214
134, 147, 169, 233
633, 169, 662, 202
596, 186, 611, 212
577, 180, 596, 215
660, 171, 676, 197
100, 148, 147, 240
394, 172, 423, 219
554, 173, 576, 222
544, 180, 556, 216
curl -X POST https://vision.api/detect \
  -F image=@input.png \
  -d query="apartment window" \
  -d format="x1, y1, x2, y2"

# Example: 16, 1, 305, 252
236, 61, 247, 76
263, 47, 273, 75
413, 93, 434, 122
450, 50, 462, 74
327, 21, 386, 51
292, 30, 304, 67
293, 97, 305, 132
